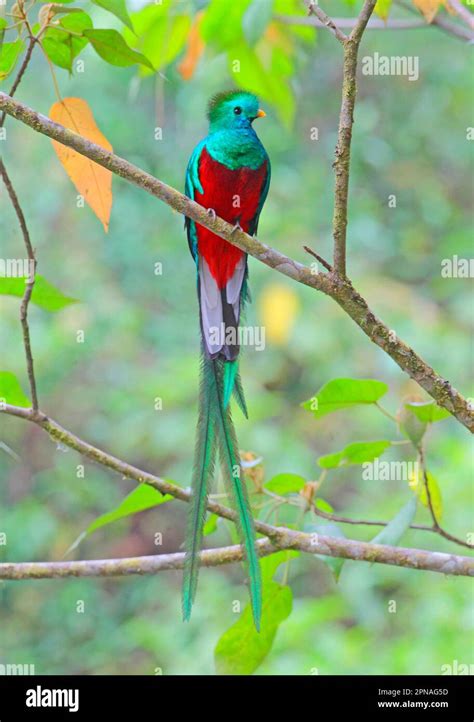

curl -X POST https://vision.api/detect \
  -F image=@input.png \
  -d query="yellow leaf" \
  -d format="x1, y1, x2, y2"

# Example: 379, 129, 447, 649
409, 468, 443, 520
375, 0, 392, 21
258, 283, 299, 345
413, 0, 443, 23
178, 11, 205, 81
49, 98, 113, 232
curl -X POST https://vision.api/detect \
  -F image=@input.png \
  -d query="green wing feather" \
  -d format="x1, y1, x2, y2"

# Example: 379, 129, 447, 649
182, 355, 218, 621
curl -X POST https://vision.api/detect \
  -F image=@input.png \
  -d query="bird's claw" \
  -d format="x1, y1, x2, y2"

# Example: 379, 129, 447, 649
207, 208, 216, 221
231, 222, 243, 235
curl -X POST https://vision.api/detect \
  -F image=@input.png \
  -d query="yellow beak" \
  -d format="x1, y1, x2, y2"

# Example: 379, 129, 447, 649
256, 109, 266, 118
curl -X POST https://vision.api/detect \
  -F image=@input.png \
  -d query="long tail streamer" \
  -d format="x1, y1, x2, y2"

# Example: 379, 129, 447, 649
182, 355, 261, 630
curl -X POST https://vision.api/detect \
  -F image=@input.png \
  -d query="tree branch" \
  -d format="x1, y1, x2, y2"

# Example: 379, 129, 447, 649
1, 403, 473, 572
0, 36, 36, 128
306, 1, 347, 44
332, 0, 377, 276
1, 526, 472, 581
0, 18, 39, 410
0, 160, 39, 410
0, 92, 472, 432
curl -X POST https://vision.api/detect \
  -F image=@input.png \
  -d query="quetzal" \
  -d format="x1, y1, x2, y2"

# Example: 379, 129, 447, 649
183, 90, 270, 630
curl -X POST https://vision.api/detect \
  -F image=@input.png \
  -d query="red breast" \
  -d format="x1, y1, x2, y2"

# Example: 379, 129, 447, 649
194, 147, 267, 289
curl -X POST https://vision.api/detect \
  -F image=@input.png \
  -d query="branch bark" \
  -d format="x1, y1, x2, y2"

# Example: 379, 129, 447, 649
0, 30, 39, 410
0, 36, 36, 128
1, 529, 472, 581
306, 2, 347, 44
332, 0, 377, 276
0, 92, 472, 432
0, 160, 38, 410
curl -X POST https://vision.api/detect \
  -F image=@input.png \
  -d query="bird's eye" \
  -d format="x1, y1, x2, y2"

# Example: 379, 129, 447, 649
234, 107, 242, 115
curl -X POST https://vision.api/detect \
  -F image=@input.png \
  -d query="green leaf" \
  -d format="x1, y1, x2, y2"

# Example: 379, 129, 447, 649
404, 400, 451, 423
0, 371, 30, 408
371, 497, 417, 546
214, 553, 295, 675
260, 550, 299, 581
203, 513, 218, 536
43, 12, 92, 71
201, 0, 252, 51
409, 469, 443, 521
126, 3, 190, 75
265, 472, 306, 495
243, 0, 274, 45
315, 498, 334, 513
67, 484, 174, 553
83, 29, 154, 69
375, 0, 392, 20
273, 0, 316, 41
42, 37, 73, 70
0, 275, 77, 312
92, 0, 134, 32
0, 40, 24, 82
137, 14, 190, 75
302, 378, 388, 419
318, 440, 392, 469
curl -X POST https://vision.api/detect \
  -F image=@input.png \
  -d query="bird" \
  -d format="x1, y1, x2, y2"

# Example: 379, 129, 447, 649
183, 90, 271, 631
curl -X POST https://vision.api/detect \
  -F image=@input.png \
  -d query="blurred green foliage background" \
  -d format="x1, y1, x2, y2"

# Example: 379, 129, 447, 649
0, 0, 472, 675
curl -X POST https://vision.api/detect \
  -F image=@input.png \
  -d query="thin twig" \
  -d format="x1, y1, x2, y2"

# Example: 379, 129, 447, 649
306, 1, 347, 44
442, 0, 474, 31
0, 91, 471, 431
375, 402, 399, 423
311, 503, 434, 532
332, 0, 377, 276
265, 484, 431, 533
303, 245, 332, 271
0, 19, 39, 410
38, 41, 63, 103
0, 161, 38, 410
418, 447, 473, 550
276, 14, 427, 30
0, 36, 36, 128
395, 0, 473, 42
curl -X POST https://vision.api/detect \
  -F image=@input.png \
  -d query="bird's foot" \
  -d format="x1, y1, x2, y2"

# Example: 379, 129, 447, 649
206, 208, 217, 221
231, 221, 243, 235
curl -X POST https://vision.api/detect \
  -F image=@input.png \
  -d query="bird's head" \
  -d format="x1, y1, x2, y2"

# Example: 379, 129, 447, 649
207, 90, 266, 132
